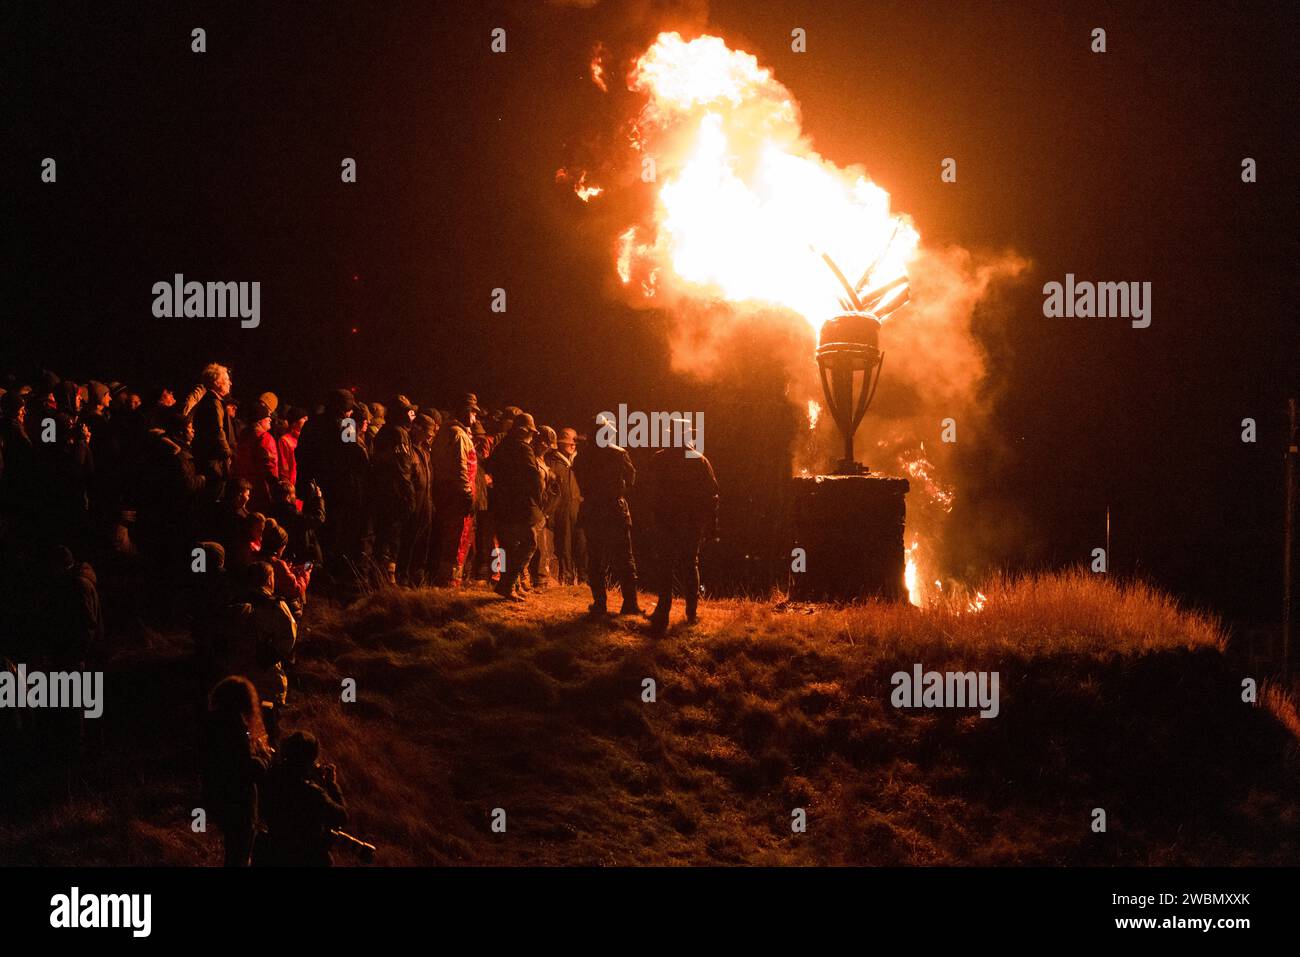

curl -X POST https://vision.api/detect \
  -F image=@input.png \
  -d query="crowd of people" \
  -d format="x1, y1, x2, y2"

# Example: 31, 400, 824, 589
0, 361, 719, 865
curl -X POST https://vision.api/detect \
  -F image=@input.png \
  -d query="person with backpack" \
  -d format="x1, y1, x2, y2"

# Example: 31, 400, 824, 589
224, 562, 298, 707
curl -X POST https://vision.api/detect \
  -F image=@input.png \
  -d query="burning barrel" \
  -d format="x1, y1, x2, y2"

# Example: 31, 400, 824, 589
816, 312, 884, 476
792, 309, 909, 603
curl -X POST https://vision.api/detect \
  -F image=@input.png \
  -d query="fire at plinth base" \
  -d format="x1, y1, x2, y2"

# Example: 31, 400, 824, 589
789, 474, 910, 602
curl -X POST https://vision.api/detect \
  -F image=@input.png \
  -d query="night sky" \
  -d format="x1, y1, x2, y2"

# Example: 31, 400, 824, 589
7, 1, 1298, 620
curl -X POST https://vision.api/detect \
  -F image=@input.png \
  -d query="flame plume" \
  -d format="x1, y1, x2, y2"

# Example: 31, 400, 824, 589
617, 32, 919, 333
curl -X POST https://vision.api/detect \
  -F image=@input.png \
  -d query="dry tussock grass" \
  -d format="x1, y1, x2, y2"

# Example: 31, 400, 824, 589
2, 570, 1296, 866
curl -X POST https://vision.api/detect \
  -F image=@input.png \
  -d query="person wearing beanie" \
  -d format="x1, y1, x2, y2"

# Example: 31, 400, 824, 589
233, 399, 280, 513
82, 380, 113, 452
276, 405, 309, 494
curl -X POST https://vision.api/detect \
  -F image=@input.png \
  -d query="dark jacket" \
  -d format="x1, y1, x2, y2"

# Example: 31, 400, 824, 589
45, 562, 103, 667
647, 448, 719, 533
370, 423, 416, 522
201, 713, 269, 830
485, 432, 544, 527
0, 419, 36, 513
256, 763, 347, 866
192, 390, 232, 474
548, 448, 581, 528
137, 432, 206, 552
297, 412, 368, 528
408, 442, 434, 532
572, 441, 635, 527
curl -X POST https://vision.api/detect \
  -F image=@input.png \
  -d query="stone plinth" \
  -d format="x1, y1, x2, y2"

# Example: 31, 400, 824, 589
790, 474, 910, 602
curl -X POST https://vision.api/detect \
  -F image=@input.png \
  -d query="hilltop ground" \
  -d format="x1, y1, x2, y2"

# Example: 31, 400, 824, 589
2, 570, 1297, 866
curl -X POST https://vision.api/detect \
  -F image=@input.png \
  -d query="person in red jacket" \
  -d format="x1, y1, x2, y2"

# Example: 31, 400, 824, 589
233, 400, 280, 513
275, 406, 308, 497
430, 395, 481, 587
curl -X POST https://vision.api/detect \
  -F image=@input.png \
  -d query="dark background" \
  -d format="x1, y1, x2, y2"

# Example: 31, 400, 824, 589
5, 1, 1297, 621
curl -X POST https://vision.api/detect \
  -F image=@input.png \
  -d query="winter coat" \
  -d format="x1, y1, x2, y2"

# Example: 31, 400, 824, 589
0, 420, 36, 513
234, 426, 280, 513
226, 590, 298, 705
192, 390, 232, 474
255, 763, 347, 866
277, 429, 300, 493
646, 447, 719, 532
201, 713, 269, 830
45, 562, 103, 667
370, 423, 416, 522
485, 432, 544, 527
541, 448, 571, 525
548, 448, 581, 527
471, 435, 494, 511
431, 420, 476, 517
573, 441, 635, 528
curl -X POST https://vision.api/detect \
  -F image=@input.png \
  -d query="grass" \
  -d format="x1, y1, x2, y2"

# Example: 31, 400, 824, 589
1, 569, 1297, 866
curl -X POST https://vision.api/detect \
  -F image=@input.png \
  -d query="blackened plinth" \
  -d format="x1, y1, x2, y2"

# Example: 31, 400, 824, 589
790, 474, 910, 602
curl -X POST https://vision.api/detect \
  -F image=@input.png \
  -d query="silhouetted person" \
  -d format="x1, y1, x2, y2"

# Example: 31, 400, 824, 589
297, 390, 368, 577
370, 397, 416, 585
399, 413, 437, 586
255, 731, 347, 867
37, 546, 103, 760
192, 541, 232, 689
202, 676, 272, 867
485, 413, 543, 601
573, 415, 641, 615
646, 436, 718, 635
0, 391, 37, 534
136, 410, 205, 571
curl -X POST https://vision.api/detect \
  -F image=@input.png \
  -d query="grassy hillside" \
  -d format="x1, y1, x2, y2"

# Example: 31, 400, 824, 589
2, 570, 1297, 865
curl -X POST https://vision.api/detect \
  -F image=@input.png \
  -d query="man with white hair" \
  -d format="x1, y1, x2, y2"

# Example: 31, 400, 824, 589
191, 362, 234, 482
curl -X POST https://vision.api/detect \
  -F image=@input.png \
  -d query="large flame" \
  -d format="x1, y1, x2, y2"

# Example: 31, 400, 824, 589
573, 31, 1009, 610
806, 399, 821, 430
904, 539, 922, 607
617, 32, 919, 333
